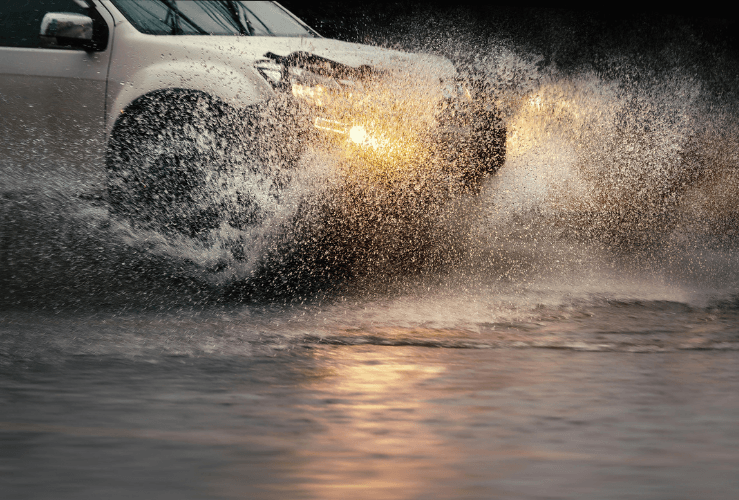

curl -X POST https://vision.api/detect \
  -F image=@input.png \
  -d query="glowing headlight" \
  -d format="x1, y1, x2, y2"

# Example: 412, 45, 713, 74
349, 125, 368, 145
348, 125, 386, 150
312, 118, 385, 151
292, 83, 327, 107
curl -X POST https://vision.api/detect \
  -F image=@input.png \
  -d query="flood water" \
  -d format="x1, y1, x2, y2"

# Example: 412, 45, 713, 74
3, 6, 739, 500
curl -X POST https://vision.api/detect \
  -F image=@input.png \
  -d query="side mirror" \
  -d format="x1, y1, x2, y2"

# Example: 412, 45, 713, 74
39, 12, 96, 51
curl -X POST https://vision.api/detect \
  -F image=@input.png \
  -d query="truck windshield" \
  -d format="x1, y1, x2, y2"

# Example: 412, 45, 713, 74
110, 0, 316, 37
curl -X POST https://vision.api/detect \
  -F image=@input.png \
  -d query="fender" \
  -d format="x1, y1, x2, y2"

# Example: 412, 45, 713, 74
107, 62, 270, 136
105, 23, 273, 138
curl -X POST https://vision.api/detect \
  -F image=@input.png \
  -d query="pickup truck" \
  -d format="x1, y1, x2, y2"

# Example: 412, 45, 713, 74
0, 0, 506, 237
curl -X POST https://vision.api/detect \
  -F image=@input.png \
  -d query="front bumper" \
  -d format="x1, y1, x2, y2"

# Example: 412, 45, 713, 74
254, 51, 506, 192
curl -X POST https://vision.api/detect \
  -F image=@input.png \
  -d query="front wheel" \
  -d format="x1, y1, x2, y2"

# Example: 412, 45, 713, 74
107, 91, 281, 238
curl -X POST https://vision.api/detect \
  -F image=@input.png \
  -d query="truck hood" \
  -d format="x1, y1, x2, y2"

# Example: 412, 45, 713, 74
155, 35, 457, 83
252, 37, 457, 81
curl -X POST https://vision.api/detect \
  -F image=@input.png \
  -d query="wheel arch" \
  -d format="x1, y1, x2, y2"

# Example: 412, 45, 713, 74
106, 88, 231, 165
109, 88, 227, 131
105, 62, 271, 141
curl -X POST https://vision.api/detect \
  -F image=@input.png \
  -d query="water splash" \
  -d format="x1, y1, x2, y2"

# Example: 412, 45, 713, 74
2, 12, 739, 311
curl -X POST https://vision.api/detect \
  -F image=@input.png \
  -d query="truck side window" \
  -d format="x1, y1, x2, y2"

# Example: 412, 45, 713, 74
0, 0, 88, 48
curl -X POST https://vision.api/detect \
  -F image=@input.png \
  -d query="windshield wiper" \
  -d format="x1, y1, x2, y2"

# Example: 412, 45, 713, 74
223, 0, 252, 35
160, 0, 208, 35
241, 5, 273, 36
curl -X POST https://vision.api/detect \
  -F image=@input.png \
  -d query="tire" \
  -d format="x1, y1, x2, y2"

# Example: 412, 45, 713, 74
107, 90, 271, 237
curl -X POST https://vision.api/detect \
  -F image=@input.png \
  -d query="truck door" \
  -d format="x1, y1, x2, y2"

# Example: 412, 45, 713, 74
0, 0, 113, 191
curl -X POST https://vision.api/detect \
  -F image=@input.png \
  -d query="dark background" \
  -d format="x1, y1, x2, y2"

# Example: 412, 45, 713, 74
280, 2, 739, 94
280, 3, 739, 56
